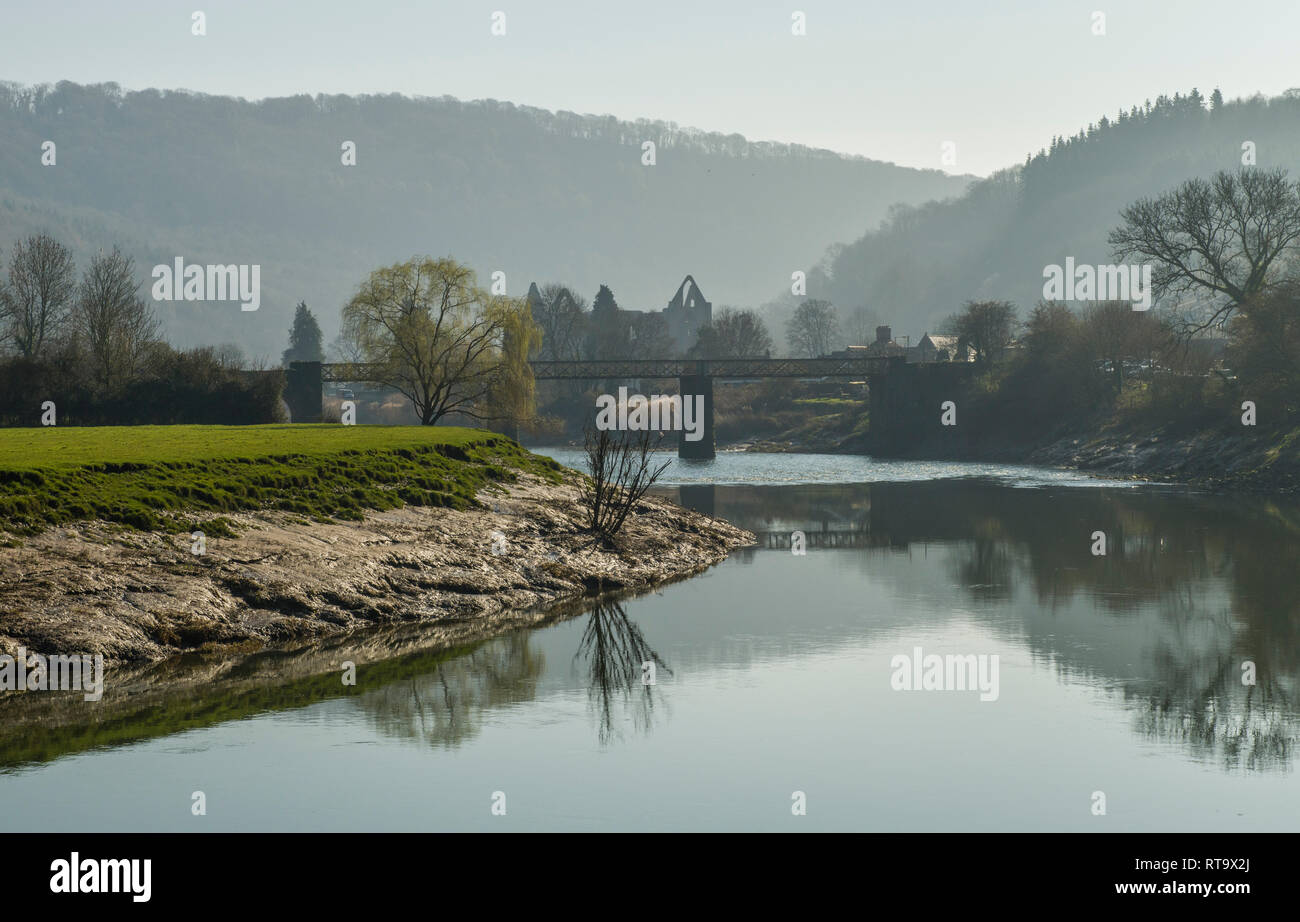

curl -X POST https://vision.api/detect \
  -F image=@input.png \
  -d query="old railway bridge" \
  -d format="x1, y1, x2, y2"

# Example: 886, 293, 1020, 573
284, 356, 973, 458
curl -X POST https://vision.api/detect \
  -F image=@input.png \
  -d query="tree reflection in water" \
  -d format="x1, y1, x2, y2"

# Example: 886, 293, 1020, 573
574, 600, 672, 744
353, 601, 673, 749
359, 632, 545, 749
670, 479, 1300, 772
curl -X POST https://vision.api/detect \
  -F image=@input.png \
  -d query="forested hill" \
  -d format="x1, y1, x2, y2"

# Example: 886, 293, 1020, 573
799, 88, 1300, 339
0, 80, 969, 356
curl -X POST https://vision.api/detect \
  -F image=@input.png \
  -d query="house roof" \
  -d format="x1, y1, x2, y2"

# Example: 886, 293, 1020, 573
923, 333, 962, 350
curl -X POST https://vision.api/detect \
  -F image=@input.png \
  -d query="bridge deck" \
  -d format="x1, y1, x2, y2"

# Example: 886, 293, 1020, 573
316, 356, 895, 383
528, 357, 893, 379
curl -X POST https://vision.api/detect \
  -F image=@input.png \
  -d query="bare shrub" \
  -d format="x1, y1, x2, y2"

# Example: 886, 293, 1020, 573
581, 426, 671, 540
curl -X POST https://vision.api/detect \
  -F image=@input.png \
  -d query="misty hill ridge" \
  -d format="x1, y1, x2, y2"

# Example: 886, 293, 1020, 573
803, 88, 1300, 339
0, 80, 970, 357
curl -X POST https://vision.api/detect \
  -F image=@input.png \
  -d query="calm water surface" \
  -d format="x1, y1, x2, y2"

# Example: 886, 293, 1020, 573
1, 452, 1297, 831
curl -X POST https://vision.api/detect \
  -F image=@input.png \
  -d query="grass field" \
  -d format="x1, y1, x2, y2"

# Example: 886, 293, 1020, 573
0, 425, 564, 534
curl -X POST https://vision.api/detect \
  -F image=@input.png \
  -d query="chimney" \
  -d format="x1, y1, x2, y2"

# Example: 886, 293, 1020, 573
875, 325, 892, 345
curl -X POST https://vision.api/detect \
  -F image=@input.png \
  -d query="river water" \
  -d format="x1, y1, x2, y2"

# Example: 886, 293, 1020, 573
1, 452, 1297, 831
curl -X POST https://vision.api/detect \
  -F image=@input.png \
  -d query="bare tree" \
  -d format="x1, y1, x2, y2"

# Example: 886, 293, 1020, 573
629, 311, 677, 357
531, 283, 587, 361
942, 299, 1018, 364
582, 426, 671, 540
76, 247, 160, 391
214, 342, 247, 370
341, 256, 515, 425
1109, 168, 1300, 334
0, 233, 77, 358
690, 307, 773, 358
843, 304, 882, 348
1081, 301, 1167, 392
785, 298, 840, 357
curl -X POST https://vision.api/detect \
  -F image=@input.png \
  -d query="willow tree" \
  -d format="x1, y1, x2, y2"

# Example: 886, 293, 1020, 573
485, 296, 543, 435
341, 256, 537, 426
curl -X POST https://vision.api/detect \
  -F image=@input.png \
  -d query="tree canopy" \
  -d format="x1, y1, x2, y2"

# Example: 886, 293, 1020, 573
282, 301, 324, 366
786, 299, 840, 358
340, 256, 537, 425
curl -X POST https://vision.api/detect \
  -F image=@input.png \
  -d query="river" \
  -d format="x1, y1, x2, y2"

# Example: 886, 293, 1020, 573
1, 452, 1297, 831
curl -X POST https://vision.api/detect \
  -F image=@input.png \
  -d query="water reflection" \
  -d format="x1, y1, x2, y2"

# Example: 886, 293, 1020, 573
669, 480, 1300, 771
573, 600, 671, 744
353, 600, 672, 749
359, 633, 545, 749
3, 476, 1297, 783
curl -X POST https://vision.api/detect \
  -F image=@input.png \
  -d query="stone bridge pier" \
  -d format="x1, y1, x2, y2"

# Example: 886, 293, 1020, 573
284, 361, 323, 423
677, 371, 715, 460
866, 359, 975, 455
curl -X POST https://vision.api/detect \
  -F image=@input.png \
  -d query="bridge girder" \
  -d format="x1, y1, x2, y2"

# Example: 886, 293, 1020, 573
527, 357, 893, 380
317, 357, 895, 383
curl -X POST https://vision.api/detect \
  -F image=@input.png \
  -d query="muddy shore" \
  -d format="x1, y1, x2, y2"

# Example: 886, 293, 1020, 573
0, 472, 754, 667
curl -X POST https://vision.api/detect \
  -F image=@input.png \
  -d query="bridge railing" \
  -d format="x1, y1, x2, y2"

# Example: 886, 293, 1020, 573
315, 356, 896, 383
320, 362, 389, 383
528, 356, 894, 380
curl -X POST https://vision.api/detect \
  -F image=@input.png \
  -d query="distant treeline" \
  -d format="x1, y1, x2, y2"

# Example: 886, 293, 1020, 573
0, 232, 283, 426
0, 350, 283, 427
927, 284, 1299, 454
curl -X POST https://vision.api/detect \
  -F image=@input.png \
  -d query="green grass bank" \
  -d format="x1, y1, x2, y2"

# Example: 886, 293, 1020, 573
0, 424, 564, 534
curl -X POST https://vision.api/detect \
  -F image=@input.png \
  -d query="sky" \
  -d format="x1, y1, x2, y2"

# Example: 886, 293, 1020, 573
2, 0, 1299, 177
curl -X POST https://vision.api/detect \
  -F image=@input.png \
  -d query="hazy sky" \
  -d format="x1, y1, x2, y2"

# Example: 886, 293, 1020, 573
3, 0, 1299, 176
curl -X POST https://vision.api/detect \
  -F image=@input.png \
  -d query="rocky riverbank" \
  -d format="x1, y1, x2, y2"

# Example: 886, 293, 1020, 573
727, 421, 1300, 491
0, 471, 754, 667
1022, 424, 1300, 490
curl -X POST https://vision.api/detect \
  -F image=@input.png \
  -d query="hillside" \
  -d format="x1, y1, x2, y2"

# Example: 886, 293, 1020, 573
795, 88, 1300, 339
0, 80, 969, 358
